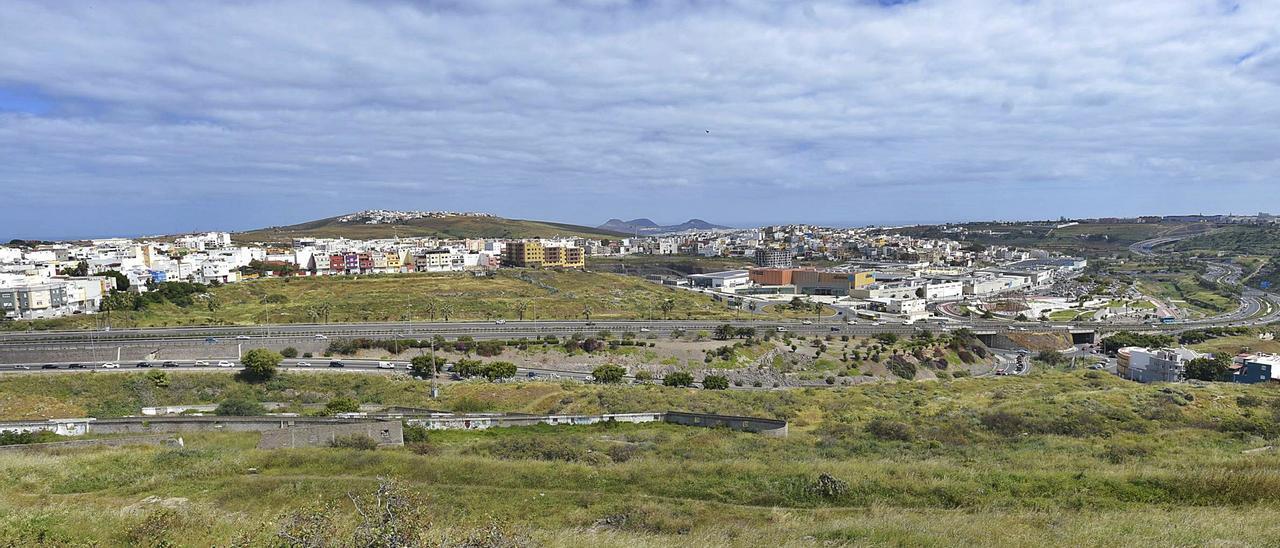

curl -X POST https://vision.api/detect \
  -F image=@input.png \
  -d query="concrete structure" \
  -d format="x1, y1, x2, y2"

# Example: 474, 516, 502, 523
1117, 347, 1200, 383
0, 434, 183, 452
688, 270, 751, 290
0, 282, 67, 320
504, 241, 584, 268
257, 421, 403, 449
1231, 354, 1280, 384
753, 248, 792, 268
0, 411, 788, 441
791, 269, 873, 297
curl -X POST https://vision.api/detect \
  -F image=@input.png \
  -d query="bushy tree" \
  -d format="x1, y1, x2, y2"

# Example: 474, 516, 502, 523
409, 355, 445, 378
1185, 355, 1231, 382
662, 371, 694, 387
702, 374, 729, 390
280, 347, 298, 359
592, 363, 627, 384
239, 348, 281, 382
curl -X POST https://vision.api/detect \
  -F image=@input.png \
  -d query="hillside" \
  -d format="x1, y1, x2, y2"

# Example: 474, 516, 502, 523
236, 212, 627, 243
887, 221, 1213, 255
4, 370, 1280, 545
1173, 225, 1280, 256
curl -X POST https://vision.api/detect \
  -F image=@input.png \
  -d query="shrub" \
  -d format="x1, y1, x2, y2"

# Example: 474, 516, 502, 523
330, 434, 378, 450
865, 418, 914, 441
280, 347, 299, 359
702, 374, 729, 390
403, 423, 429, 443
325, 397, 361, 415
806, 473, 849, 500
215, 397, 266, 416
662, 371, 694, 387
634, 371, 653, 383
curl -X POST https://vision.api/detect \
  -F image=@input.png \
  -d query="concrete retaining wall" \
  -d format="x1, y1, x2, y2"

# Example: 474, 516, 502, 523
0, 411, 788, 440
258, 421, 403, 449
664, 411, 789, 437
86, 416, 369, 435
0, 434, 183, 452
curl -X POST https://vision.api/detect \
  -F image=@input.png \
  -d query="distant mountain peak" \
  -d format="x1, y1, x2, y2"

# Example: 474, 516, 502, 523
597, 217, 729, 234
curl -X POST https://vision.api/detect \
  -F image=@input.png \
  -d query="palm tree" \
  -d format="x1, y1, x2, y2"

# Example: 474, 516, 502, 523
659, 298, 675, 320
439, 302, 453, 322
514, 301, 529, 321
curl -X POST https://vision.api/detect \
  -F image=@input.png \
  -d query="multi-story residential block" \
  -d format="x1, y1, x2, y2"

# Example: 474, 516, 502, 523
0, 282, 67, 319
504, 241, 583, 268
753, 248, 792, 268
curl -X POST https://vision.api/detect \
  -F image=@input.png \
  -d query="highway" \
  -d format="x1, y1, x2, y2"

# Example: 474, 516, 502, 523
0, 357, 597, 381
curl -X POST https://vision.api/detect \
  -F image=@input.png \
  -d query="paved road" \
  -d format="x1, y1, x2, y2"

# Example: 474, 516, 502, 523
0, 357, 597, 381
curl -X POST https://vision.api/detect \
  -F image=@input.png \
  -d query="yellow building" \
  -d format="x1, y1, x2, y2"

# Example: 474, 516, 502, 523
503, 241, 583, 268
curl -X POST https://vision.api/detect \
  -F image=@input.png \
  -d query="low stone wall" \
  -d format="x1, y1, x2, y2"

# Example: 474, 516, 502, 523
0, 411, 787, 440
404, 412, 666, 431
664, 411, 789, 437
0, 434, 183, 452
258, 421, 403, 449
87, 416, 369, 435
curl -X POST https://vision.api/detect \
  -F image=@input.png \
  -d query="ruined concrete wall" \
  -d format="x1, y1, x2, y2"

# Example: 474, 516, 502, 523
663, 411, 788, 437
0, 434, 182, 452
257, 421, 403, 449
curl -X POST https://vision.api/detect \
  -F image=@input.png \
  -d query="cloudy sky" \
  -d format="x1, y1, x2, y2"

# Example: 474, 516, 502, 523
2, 0, 1278, 239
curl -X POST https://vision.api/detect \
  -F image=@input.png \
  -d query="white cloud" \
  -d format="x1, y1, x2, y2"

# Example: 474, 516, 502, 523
1, 0, 1279, 237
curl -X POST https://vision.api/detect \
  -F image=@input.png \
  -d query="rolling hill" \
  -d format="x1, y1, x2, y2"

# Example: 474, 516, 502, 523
235, 212, 628, 243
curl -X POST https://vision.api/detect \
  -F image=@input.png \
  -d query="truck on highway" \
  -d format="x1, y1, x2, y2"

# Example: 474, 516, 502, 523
377, 361, 395, 369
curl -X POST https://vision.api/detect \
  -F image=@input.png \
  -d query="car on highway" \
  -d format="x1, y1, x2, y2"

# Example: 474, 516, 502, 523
802, 320, 813, 325
136, 361, 151, 368
41, 363, 58, 369
235, 335, 252, 340
585, 321, 596, 326
871, 321, 882, 326
526, 371, 537, 378
314, 334, 328, 340
100, 362, 119, 369
640, 327, 651, 332
829, 326, 840, 332
775, 326, 787, 332
846, 320, 857, 325
901, 320, 912, 325
494, 319, 506, 324
12, 364, 30, 370
377, 361, 395, 369
329, 360, 345, 368
296, 361, 312, 367
68, 363, 84, 369
204, 337, 218, 343
162, 361, 179, 368
216, 360, 234, 367
194, 360, 209, 367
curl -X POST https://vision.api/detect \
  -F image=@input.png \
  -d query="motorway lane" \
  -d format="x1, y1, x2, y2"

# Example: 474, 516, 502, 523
0, 357, 598, 381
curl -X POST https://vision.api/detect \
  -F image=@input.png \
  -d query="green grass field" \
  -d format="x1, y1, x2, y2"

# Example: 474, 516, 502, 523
3, 270, 796, 331
3, 370, 1280, 545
